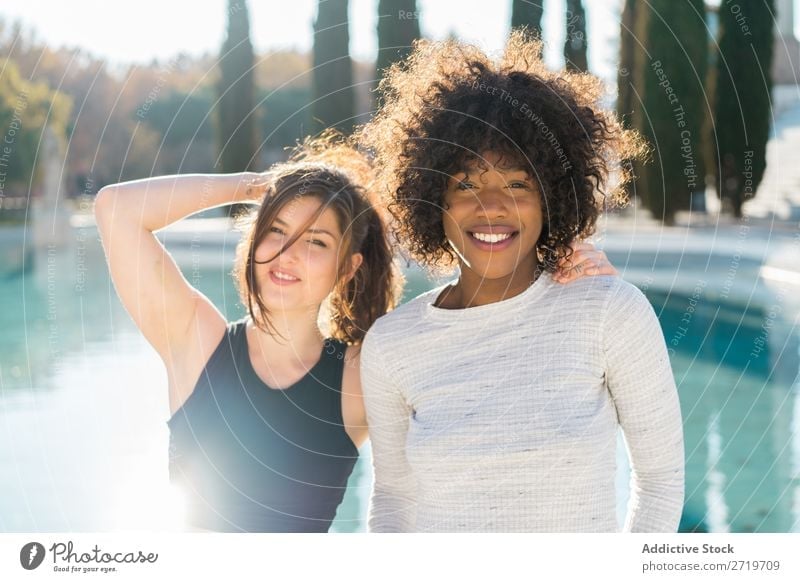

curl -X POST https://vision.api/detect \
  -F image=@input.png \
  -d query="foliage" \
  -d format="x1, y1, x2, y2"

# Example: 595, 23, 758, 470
712, 0, 774, 217
312, 0, 354, 134
376, 0, 421, 87
511, 0, 544, 39
564, 0, 587, 72
216, 0, 259, 173
0, 60, 71, 190
631, 0, 708, 224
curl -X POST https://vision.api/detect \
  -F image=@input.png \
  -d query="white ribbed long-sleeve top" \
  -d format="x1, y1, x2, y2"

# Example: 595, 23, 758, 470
360, 274, 684, 532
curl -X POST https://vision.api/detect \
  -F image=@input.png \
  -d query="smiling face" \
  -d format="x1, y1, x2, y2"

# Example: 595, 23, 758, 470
442, 151, 543, 284
253, 195, 362, 314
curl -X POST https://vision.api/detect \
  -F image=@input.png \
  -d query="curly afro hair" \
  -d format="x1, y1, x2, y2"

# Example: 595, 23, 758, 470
357, 31, 646, 274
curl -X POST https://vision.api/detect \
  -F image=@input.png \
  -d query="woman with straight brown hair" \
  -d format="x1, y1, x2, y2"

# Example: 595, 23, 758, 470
95, 140, 399, 532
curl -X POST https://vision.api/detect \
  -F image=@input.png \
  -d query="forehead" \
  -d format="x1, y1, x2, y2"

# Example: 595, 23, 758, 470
274, 196, 342, 233
459, 150, 531, 174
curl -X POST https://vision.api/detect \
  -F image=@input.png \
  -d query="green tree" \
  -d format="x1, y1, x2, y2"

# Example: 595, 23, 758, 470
312, 0, 354, 134
260, 86, 312, 155
511, 0, 544, 39
216, 0, 258, 174
616, 0, 637, 129
632, 0, 708, 225
141, 88, 217, 173
376, 0, 421, 85
616, 0, 640, 206
564, 0, 587, 72
712, 0, 774, 217
0, 60, 71, 189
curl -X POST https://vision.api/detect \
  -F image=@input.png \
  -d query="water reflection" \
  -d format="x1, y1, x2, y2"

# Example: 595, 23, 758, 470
648, 290, 800, 532
0, 225, 375, 532
1, 227, 799, 532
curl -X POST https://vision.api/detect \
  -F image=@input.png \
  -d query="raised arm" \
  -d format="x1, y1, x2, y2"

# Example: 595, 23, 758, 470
603, 280, 685, 532
360, 328, 417, 532
94, 173, 264, 409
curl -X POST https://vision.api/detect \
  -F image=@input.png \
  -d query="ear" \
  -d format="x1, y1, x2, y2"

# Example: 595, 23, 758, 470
344, 252, 364, 283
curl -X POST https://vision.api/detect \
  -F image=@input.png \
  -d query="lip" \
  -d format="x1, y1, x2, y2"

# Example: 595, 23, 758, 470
268, 268, 301, 286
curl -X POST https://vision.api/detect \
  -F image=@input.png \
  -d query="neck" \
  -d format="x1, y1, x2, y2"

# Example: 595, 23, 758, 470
440, 259, 541, 309
248, 307, 325, 359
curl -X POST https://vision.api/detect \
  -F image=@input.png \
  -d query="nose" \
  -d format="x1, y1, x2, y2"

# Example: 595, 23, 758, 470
278, 238, 303, 263
475, 187, 508, 219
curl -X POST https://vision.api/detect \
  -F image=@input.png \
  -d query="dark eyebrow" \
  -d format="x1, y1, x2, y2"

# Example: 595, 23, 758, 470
274, 216, 336, 238
459, 165, 531, 175
306, 228, 336, 238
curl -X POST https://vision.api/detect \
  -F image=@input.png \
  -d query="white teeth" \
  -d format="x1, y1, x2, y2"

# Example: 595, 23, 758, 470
471, 232, 512, 243
273, 270, 298, 281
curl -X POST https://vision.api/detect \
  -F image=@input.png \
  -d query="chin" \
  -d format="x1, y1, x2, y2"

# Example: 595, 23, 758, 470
466, 268, 517, 281
259, 290, 302, 309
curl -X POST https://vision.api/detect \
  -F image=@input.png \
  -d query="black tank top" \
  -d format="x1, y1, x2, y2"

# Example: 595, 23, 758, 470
167, 318, 359, 532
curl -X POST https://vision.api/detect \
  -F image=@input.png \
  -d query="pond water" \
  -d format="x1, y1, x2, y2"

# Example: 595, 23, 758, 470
0, 224, 797, 532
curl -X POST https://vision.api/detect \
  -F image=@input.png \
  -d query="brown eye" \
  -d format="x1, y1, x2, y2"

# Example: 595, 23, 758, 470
457, 181, 475, 191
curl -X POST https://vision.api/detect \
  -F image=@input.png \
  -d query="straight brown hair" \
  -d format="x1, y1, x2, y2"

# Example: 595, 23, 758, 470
233, 139, 401, 344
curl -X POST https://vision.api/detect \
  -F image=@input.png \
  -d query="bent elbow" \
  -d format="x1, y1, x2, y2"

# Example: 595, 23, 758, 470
93, 186, 117, 222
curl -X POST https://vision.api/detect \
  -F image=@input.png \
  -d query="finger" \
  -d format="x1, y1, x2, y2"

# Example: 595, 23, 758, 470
565, 249, 600, 267
556, 255, 574, 270
557, 258, 617, 282
556, 269, 582, 284
584, 260, 618, 276
567, 263, 586, 279
569, 241, 595, 252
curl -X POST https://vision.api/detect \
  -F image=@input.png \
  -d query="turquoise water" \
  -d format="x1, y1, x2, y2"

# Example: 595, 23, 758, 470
0, 226, 798, 532
645, 289, 800, 533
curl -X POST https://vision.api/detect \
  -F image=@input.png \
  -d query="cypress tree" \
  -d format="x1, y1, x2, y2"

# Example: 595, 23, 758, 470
713, 0, 774, 217
511, 0, 544, 40
312, 0, 354, 134
376, 0, 421, 84
632, 0, 708, 225
616, 0, 639, 206
564, 0, 587, 72
217, 0, 257, 175
616, 0, 637, 128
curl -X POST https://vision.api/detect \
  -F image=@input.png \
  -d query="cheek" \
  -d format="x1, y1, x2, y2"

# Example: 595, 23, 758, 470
253, 238, 280, 263
520, 198, 543, 225
442, 198, 466, 237
306, 249, 341, 282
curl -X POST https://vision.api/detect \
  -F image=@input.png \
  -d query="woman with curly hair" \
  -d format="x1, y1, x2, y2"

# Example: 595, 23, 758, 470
357, 32, 684, 533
